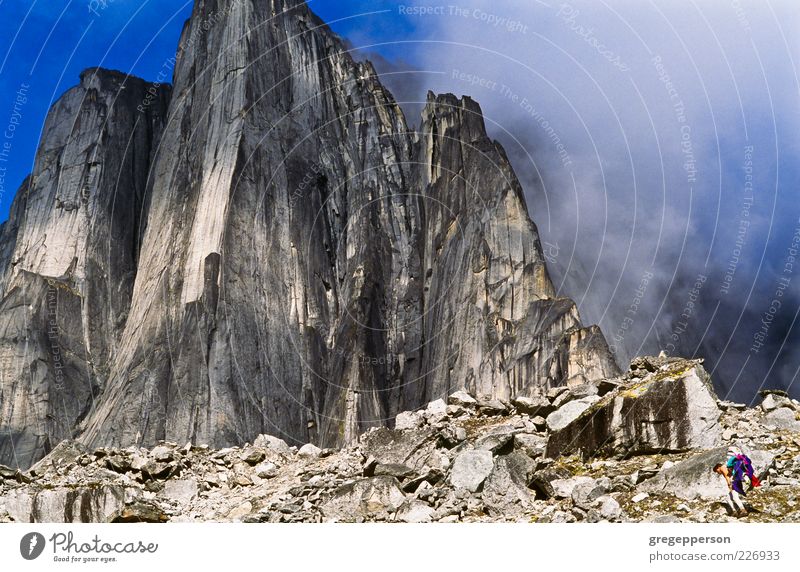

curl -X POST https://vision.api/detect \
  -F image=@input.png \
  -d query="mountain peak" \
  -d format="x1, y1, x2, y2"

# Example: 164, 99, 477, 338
0, 1, 617, 468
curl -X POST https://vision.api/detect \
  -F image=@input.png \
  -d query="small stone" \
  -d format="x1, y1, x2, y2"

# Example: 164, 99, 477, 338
131, 454, 147, 472
761, 393, 794, 412
546, 386, 568, 401
511, 395, 552, 416
240, 447, 266, 465
448, 390, 477, 408
255, 462, 278, 479
227, 501, 253, 521
476, 396, 509, 416
551, 476, 595, 499
550, 510, 576, 523
297, 443, 322, 459
163, 478, 198, 505
475, 430, 514, 453
446, 405, 468, 417
234, 474, 253, 487
551, 390, 573, 409
647, 514, 681, 523
631, 492, 649, 503
142, 461, 177, 480
394, 411, 424, 430
397, 500, 435, 523
253, 434, 292, 455
402, 468, 444, 493
112, 500, 168, 523
598, 496, 621, 520
105, 455, 132, 473
425, 399, 448, 423
568, 384, 599, 399
530, 416, 547, 430
373, 463, 416, 480
572, 479, 609, 509
514, 433, 546, 458
611, 474, 635, 492
150, 445, 174, 462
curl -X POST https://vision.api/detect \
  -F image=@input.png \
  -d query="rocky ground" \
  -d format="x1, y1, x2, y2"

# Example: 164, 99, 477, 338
1, 356, 799, 523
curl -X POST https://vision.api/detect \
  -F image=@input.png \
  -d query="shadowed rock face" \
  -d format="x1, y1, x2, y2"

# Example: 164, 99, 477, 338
0, 0, 618, 468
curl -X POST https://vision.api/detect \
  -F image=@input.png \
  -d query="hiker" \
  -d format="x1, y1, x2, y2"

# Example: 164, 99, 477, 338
713, 462, 746, 516
713, 448, 761, 517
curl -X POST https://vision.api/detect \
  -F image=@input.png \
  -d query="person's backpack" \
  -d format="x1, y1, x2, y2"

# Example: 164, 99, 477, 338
730, 454, 761, 494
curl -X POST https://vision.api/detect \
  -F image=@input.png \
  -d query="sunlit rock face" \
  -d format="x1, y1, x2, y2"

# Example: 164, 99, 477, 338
0, 69, 170, 469
0, 0, 618, 468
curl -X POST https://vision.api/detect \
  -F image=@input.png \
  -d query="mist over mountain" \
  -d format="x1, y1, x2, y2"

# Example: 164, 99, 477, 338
334, 0, 800, 403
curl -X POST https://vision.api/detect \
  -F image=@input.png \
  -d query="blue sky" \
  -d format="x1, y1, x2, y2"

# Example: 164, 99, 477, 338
1, 0, 799, 400
0, 0, 409, 218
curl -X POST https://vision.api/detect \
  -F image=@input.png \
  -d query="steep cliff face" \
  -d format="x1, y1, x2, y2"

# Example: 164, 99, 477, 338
413, 93, 619, 402
0, 70, 170, 468
80, 0, 423, 452
0, 0, 618, 468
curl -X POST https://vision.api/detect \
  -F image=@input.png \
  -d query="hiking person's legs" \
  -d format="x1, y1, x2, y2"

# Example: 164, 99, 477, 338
727, 491, 746, 516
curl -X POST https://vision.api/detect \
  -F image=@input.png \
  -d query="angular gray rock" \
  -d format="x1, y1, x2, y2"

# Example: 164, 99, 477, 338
763, 408, 800, 431
511, 395, 553, 417
253, 435, 292, 456
450, 450, 494, 492
321, 476, 406, 522
297, 444, 322, 459
482, 451, 537, 516
550, 476, 595, 499
597, 495, 621, 520
571, 478, 610, 509
0, 0, 618, 468
397, 500, 435, 523
546, 359, 723, 459
546, 396, 601, 432
360, 427, 443, 473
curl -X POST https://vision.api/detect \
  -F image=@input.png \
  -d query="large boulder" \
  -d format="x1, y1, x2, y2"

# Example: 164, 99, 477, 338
638, 447, 776, 500
546, 360, 722, 459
